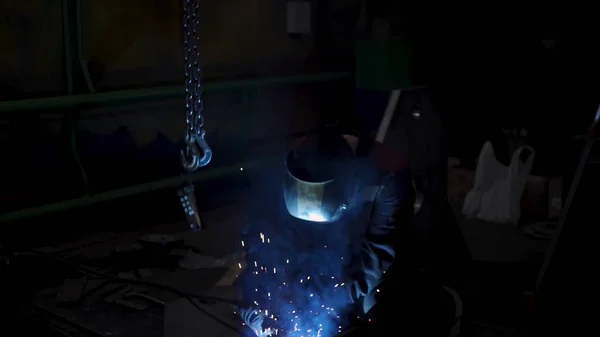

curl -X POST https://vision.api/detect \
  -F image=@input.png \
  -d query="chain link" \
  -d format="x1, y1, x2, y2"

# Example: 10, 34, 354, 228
182, 0, 211, 171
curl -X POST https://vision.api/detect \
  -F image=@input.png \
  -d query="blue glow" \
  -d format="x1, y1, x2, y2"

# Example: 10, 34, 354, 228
240, 227, 354, 337
306, 211, 327, 223
239, 162, 364, 337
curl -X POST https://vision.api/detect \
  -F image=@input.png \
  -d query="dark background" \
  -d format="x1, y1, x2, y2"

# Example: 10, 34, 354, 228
0, 0, 597, 245
0, 1, 596, 336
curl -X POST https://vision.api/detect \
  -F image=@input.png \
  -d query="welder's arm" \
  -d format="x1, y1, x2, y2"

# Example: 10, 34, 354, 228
347, 169, 414, 301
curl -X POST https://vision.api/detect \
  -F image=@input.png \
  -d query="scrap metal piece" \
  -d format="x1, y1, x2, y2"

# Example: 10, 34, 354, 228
114, 298, 148, 311
125, 291, 165, 306
56, 278, 86, 303
103, 286, 153, 311
103, 285, 133, 303
214, 259, 246, 287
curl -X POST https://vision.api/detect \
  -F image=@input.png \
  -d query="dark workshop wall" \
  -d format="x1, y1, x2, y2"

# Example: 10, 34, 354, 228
377, 3, 599, 174
0, 0, 314, 94
83, 0, 314, 88
0, 0, 345, 214
0, 0, 64, 96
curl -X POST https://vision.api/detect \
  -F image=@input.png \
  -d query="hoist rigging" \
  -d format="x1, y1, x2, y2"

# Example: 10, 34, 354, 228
178, 0, 210, 232
180, 0, 212, 172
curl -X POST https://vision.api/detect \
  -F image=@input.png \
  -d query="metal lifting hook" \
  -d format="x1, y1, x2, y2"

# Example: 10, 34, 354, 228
181, 0, 211, 172
181, 130, 212, 171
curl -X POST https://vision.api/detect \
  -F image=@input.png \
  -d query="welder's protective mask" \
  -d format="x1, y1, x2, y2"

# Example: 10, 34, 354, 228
283, 149, 350, 223
283, 171, 347, 223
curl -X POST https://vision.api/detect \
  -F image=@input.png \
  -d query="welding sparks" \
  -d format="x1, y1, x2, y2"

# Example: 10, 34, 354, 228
242, 231, 351, 337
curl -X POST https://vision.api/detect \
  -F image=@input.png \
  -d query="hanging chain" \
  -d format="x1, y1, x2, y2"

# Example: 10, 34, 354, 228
181, 0, 212, 171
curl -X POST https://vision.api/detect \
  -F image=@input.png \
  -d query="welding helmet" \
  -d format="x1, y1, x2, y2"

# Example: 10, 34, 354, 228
283, 132, 356, 223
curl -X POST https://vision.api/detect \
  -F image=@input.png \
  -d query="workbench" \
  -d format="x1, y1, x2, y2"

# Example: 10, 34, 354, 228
29, 204, 249, 337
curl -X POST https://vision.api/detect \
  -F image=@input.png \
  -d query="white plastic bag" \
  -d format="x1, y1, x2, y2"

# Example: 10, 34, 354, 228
462, 141, 535, 224
462, 141, 504, 218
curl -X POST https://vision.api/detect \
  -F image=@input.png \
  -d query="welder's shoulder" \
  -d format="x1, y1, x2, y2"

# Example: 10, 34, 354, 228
368, 141, 409, 174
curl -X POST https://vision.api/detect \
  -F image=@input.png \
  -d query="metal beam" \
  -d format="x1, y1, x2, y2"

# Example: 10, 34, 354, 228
0, 162, 257, 223
0, 72, 351, 113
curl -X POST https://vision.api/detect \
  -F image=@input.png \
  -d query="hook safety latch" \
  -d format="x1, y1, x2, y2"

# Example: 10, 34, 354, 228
181, 131, 212, 171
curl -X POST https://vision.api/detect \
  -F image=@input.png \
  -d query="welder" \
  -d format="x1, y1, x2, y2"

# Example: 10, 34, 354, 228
239, 122, 462, 337
282, 129, 413, 313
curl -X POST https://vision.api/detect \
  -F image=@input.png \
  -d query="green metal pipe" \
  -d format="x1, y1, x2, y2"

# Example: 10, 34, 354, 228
0, 161, 257, 223
0, 72, 351, 113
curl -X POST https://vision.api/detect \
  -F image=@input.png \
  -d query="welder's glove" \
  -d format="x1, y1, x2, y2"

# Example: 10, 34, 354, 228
362, 290, 377, 315
344, 280, 361, 305
239, 307, 265, 335
345, 281, 377, 315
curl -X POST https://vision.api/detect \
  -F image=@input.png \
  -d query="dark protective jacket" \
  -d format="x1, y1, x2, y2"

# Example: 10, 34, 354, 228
240, 137, 415, 310
344, 140, 415, 299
